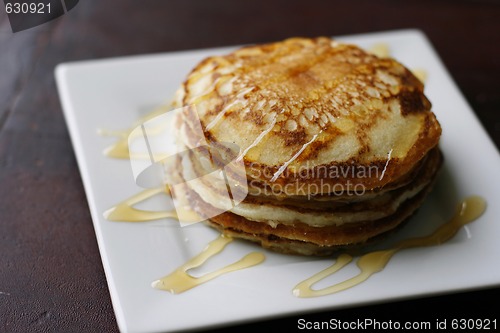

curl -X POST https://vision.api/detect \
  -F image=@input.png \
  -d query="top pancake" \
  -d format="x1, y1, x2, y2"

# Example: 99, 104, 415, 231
176, 37, 441, 193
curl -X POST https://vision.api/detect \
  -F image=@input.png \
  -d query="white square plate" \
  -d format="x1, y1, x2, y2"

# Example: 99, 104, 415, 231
55, 29, 500, 332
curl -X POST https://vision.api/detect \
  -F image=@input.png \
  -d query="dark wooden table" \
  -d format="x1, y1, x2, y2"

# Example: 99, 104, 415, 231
1, 1, 499, 332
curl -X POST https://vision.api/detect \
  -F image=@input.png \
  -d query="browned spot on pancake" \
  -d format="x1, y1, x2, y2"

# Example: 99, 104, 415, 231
399, 89, 428, 115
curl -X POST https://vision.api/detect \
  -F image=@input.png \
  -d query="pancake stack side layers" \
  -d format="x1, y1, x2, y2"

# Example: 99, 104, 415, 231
170, 37, 442, 256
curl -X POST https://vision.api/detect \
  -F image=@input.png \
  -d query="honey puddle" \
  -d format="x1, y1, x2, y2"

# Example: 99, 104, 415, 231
152, 235, 265, 294
293, 196, 486, 298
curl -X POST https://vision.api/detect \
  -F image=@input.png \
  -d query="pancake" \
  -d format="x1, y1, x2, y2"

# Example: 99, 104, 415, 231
170, 37, 442, 256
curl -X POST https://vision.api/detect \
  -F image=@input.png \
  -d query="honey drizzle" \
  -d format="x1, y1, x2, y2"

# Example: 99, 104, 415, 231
98, 129, 131, 159
98, 105, 171, 160
236, 116, 277, 162
104, 189, 265, 293
293, 196, 486, 298
271, 131, 321, 182
205, 86, 255, 131
412, 68, 428, 84
99, 128, 170, 161
103, 187, 200, 223
152, 235, 265, 294
368, 43, 390, 58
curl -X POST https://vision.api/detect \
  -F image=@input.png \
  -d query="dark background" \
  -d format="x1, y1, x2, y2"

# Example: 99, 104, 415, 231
1, 0, 499, 332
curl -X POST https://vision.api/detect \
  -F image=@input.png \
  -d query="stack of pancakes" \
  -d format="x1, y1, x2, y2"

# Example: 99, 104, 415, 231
171, 37, 442, 256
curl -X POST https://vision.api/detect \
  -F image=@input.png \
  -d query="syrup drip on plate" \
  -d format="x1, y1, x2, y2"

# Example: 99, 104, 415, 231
98, 105, 170, 159
152, 235, 265, 294
293, 196, 486, 298
103, 187, 201, 223
98, 128, 131, 159
103, 188, 265, 293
